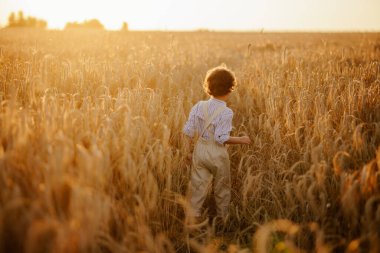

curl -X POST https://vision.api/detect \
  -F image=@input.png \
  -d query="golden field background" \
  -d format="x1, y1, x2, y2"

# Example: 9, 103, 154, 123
0, 29, 379, 253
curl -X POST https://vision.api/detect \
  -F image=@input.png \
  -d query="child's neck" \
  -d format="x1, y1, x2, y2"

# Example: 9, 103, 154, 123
212, 95, 229, 102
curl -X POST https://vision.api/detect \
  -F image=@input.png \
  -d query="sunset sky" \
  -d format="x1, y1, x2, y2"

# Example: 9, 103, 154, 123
0, 0, 379, 31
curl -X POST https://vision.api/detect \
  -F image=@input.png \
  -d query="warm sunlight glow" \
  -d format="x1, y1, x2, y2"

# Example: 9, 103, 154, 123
0, 0, 380, 31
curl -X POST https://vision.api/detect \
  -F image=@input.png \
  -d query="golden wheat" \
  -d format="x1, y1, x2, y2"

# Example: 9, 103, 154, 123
0, 29, 379, 252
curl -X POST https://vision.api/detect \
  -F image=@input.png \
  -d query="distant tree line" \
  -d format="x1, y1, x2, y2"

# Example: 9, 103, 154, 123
7, 11, 47, 28
65, 19, 129, 31
5, 10, 129, 31
65, 19, 104, 30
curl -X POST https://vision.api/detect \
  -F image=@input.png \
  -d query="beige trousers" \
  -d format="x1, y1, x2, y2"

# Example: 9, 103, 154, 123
188, 101, 231, 218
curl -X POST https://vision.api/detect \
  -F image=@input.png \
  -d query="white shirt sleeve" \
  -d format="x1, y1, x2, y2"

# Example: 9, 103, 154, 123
214, 109, 233, 144
182, 103, 199, 137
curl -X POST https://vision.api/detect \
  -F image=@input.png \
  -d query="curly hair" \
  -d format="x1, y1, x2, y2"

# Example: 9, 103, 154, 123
203, 66, 237, 97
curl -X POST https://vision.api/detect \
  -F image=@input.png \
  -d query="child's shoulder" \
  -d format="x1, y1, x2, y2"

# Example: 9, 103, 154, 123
189, 100, 203, 114
224, 106, 233, 114
191, 100, 233, 115
222, 107, 233, 118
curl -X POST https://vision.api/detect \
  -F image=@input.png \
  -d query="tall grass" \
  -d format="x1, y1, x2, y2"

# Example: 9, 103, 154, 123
0, 29, 379, 252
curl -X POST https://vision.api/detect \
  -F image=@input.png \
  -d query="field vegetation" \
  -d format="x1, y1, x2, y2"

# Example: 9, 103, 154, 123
0, 29, 379, 253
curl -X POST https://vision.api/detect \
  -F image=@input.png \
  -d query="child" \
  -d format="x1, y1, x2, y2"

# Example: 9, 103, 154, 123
182, 65, 251, 224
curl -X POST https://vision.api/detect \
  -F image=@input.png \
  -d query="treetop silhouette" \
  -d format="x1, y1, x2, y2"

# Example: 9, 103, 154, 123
7, 11, 47, 28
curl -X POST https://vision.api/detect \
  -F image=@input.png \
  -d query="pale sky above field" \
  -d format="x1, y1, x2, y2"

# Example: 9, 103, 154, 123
0, 0, 379, 31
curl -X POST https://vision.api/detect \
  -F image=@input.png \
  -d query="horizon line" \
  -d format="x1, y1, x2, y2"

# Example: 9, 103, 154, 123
1, 26, 380, 33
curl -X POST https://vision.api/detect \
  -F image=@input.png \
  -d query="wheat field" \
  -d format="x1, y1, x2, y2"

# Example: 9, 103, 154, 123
0, 29, 379, 253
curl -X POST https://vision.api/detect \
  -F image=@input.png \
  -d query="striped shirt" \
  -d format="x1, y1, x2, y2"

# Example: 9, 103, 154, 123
183, 98, 233, 145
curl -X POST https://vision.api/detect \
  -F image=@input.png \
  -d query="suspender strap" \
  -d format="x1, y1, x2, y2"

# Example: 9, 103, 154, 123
200, 100, 226, 138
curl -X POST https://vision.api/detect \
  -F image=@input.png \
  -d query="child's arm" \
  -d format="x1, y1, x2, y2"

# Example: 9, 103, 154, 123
224, 136, 251, 145
182, 104, 198, 161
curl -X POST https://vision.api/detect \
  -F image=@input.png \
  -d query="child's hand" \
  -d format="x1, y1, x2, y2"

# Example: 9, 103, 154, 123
240, 136, 251, 144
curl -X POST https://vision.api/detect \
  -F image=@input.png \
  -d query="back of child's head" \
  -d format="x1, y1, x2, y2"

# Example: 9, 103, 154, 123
203, 65, 237, 97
